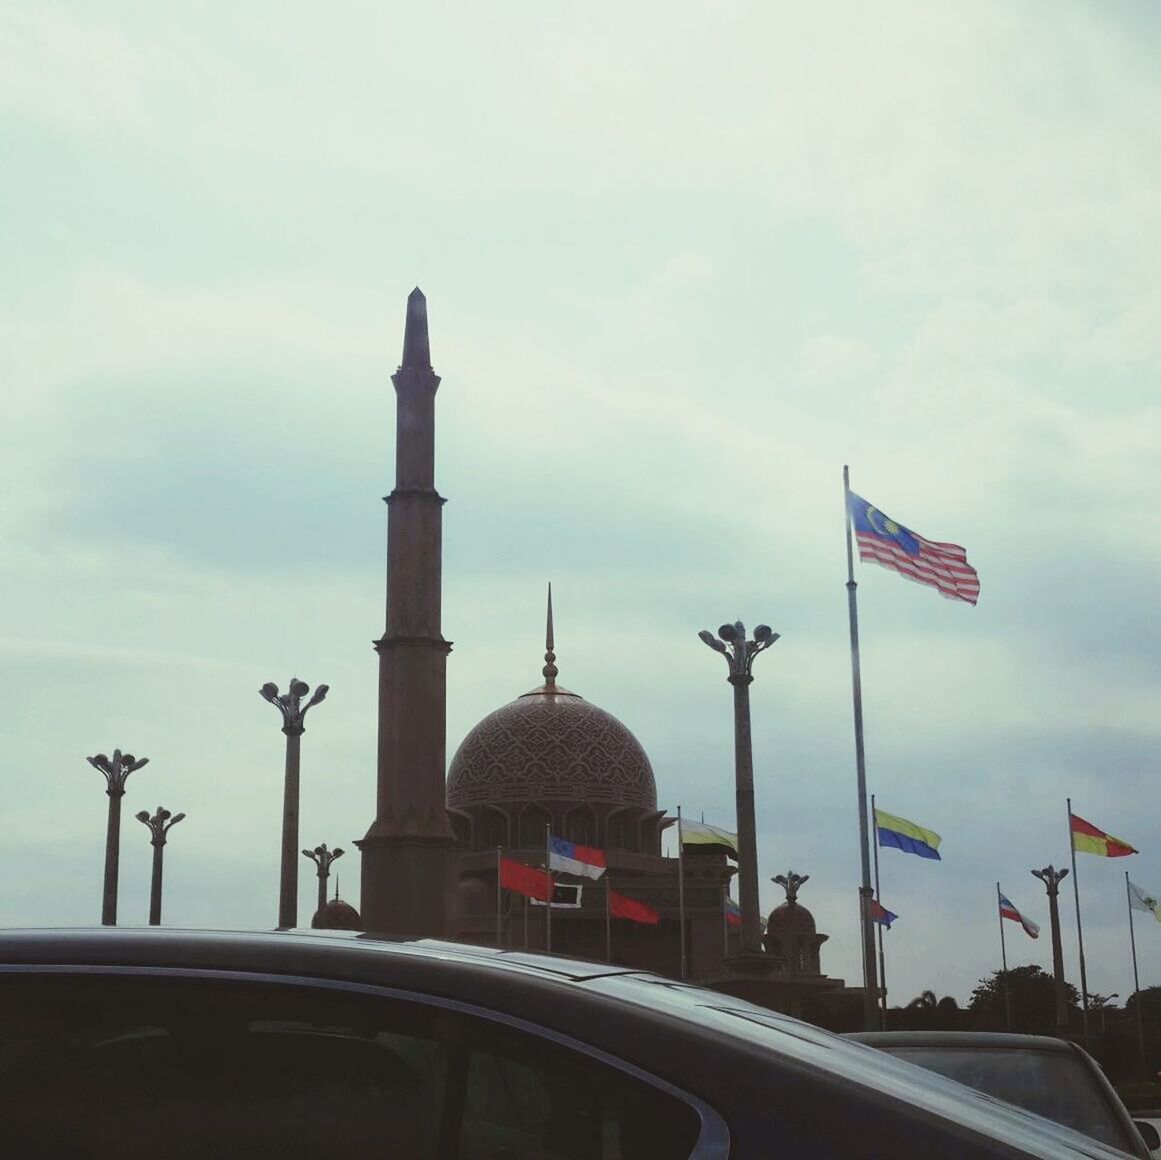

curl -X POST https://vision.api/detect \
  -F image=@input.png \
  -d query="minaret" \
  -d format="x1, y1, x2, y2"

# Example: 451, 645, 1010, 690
357, 288, 458, 936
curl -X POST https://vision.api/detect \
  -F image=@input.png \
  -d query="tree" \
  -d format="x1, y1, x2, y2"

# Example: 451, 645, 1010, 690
894, 990, 960, 1030
969, 965, 1079, 1034
1124, 986, 1161, 1023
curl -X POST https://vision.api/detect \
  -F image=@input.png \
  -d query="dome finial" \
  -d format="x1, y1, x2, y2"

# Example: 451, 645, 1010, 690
542, 582, 558, 686
773, 870, 809, 904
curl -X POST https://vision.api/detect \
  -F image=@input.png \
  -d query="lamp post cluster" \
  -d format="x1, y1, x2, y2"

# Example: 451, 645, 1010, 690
260, 678, 328, 930
1031, 864, 1071, 1029
87, 749, 150, 926
136, 807, 186, 925
698, 620, 779, 956
87, 750, 186, 926
303, 842, 344, 919
86, 676, 329, 932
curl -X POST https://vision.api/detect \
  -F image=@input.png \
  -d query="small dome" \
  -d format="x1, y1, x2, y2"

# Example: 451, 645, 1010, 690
311, 898, 362, 930
447, 683, 657, 811
766, 900, 816, 935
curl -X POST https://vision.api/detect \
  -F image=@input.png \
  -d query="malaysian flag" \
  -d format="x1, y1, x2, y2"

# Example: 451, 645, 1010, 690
848, 492, 979, 605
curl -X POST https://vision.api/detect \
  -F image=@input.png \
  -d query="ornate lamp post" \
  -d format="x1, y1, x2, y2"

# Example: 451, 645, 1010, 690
1032, 864, 1071, 1029
260, 678, 328, 930
302, 842, 345, 918
135, 806, 185, 925
773, 870, 809, 904
86, 749, 149, 926
698, 620, 779, 955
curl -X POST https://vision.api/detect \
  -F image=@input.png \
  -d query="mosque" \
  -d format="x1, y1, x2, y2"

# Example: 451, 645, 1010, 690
328, 289, 854, 1018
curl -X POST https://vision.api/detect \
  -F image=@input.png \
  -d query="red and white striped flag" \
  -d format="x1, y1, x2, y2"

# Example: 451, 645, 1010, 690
849, 492, 979, 605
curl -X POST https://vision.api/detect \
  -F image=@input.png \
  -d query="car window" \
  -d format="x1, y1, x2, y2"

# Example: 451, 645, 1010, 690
460, 1024, 700, 1160
0, 974, 450, 1159
883, 1046, 1136, 1152
0, 973, 702, 1160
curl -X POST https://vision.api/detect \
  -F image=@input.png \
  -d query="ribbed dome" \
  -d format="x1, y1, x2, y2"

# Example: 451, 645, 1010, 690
766, 900, 816, 935
311, 898, 362, 930
447, 683, 657, 811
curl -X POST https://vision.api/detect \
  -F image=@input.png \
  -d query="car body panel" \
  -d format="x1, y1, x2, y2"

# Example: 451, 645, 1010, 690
0, 929, 1138, 1159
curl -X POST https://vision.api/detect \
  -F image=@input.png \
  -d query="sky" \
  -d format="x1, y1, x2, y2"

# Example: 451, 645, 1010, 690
2, 1, 1159, 1008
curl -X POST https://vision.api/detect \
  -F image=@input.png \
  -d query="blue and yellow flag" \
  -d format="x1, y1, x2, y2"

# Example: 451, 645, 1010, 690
874, 807, 942, 861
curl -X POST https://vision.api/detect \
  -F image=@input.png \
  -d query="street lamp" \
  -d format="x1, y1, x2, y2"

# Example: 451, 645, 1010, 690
86, 749, 149, 926
698, 620, 779, 954
260, 678, 328, 930
135, 806, 185, 925
302, 842, 345, 919
1032, 864, 1071, 1030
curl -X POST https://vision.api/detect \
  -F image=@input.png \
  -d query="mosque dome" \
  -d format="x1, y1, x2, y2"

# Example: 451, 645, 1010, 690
447, 681, 657, 812
446, 589, 661, 855
311, 898, 362, 930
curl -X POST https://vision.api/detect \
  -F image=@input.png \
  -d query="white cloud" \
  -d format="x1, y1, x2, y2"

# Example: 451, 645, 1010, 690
0, 4, 145, 131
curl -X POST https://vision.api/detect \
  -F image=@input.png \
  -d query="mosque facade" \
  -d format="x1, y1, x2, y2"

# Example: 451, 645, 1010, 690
351, 290, 853, 1018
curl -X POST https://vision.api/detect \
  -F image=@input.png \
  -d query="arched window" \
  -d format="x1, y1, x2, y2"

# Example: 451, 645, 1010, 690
564, 805, 596, 847
449, 810, 472, 847
607, 810, 633, 852
479, 807, 510, 852
519, 805, 551, 851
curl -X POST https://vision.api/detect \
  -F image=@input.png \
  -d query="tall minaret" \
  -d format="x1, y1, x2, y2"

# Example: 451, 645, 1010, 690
357, 288, 458, 936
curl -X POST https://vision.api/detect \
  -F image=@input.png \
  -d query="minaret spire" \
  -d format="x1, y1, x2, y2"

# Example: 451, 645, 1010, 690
543, 582, 558, 687
400, 287, 431, 371
358, 288, 457, 938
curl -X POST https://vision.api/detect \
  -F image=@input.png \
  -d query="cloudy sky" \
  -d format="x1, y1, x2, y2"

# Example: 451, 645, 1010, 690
2, 1, 1159, 1007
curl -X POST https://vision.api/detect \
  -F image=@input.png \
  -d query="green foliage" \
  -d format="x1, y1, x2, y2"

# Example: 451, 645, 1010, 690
890, 991, 960, 1030
1124, 987, 1161, 1021
969, 965, 1079, 1034
1114, 1080, 1161, 1112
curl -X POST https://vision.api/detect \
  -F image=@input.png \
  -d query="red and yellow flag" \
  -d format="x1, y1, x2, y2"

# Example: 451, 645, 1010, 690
1070, 813, 1137, 858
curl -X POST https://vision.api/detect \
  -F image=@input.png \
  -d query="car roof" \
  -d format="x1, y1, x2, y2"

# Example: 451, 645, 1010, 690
0, 928, 1134, 1159
847, 1031, 1080, 1052
0, 925, 634, 978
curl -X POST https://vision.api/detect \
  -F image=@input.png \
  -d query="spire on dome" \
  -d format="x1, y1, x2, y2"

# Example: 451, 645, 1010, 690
543, 583, 558, 687
400, 287, 431, 370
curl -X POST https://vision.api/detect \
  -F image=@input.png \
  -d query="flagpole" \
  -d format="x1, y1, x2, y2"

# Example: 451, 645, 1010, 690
844, 465, 879, 1031
997, 882, 1011, 1032
722, 884, 730, 960
1066, 798, 1090, 1039
1126, 871, 1146, 1076
545, 822, 553, 954
496, 846, 503, 949
871, 793, 887, 1028
605, 874, 612, 963
677, 806, 688, 980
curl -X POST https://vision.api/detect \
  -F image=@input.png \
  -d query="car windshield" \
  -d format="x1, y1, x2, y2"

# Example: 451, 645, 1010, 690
883, 1046, 1134, 1152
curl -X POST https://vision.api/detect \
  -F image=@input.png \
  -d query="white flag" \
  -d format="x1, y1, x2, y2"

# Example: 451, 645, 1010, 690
1128, 880, 1161, 922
